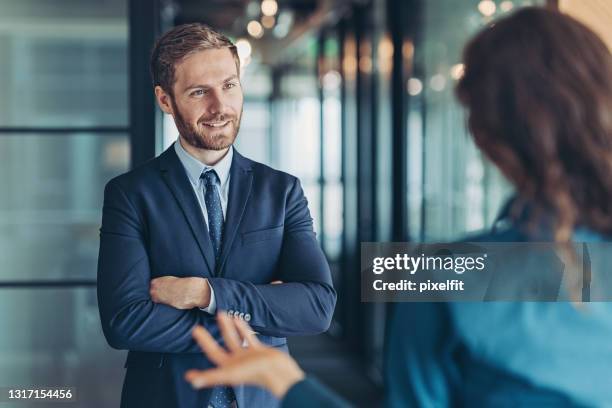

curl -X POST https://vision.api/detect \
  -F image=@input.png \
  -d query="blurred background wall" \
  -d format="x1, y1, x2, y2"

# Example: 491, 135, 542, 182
0, 1, 129, 406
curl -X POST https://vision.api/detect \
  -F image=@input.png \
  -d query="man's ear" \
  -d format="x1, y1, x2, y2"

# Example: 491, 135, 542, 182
155, 86, 174, 115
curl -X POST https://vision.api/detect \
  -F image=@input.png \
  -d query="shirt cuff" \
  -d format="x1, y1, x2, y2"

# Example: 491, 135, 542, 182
198, 280, 216, 314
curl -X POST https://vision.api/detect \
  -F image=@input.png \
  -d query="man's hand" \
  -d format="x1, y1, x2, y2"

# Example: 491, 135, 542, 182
150, 276, 211, 309
185, 313, 305, 398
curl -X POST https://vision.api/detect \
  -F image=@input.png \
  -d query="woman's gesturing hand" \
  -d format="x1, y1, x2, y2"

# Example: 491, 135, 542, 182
184, 312, 305, 398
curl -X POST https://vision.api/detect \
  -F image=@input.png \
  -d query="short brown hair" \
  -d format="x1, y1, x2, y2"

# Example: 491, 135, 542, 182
150, 23, 240, 95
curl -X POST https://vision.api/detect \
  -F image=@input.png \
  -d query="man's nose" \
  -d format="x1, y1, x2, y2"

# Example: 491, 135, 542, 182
206, 90, 226, 116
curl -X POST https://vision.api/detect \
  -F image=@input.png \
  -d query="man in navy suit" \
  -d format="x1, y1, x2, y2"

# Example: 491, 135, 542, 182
97, 23, 336, 408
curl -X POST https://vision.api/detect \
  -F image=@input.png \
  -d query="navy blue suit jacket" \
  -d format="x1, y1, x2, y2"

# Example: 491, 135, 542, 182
97, 145, 337, 408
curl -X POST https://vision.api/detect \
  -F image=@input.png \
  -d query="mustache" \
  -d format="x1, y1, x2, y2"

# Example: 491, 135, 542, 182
198, 114, 235, 123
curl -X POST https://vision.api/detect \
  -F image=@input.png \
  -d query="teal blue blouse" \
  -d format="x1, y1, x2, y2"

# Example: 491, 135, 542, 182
385, 221, 612, 407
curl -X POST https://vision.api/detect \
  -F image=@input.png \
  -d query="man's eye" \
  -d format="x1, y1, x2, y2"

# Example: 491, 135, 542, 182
191, 89, 206, 96
224, 82, 237, 89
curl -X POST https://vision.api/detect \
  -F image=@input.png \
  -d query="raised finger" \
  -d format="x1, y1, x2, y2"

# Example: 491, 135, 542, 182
192, 326, 229, 365
233, 318, 262, 348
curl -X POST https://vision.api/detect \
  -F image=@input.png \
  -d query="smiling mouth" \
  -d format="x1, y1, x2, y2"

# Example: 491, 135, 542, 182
202, 121, 229, 128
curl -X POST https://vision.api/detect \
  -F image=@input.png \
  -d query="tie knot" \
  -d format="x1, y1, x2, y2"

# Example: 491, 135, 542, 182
201, 169, 219, 186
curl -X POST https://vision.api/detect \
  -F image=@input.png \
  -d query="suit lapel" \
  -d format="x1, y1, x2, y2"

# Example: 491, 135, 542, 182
218, 150, 253, 276
158, 147, 216, 275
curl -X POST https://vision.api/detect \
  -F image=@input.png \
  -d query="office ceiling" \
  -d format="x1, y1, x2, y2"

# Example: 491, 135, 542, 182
174, 0, 317, 32
170, 0, 348, 66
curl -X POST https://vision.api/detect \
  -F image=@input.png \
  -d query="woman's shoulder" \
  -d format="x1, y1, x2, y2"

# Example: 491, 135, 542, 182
462, 225, 612, 243
459, 225, 527, 243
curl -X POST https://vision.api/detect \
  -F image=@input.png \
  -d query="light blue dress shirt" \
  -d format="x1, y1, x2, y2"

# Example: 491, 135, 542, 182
174, 139, 233, 314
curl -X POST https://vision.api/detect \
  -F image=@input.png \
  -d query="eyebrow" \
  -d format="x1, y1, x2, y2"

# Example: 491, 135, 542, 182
184, 75, 240, 92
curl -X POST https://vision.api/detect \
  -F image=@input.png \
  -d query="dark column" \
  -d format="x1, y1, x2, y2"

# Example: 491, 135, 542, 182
129, 0, 160, 167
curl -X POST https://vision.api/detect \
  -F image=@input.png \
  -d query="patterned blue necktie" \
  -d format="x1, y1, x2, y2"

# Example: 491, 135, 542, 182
201, 170, 224, 262
201, 170, 234, 408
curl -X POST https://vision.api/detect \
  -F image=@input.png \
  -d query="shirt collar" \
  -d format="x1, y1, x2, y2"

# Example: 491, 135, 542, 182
174, 138, 233, 186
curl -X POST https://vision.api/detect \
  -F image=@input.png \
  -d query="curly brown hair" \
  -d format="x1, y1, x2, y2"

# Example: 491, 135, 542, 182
150, 23, 240, 96
456, 7, 612, 241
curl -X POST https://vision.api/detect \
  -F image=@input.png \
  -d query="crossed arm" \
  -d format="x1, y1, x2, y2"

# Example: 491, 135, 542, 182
97, 178, 336, 353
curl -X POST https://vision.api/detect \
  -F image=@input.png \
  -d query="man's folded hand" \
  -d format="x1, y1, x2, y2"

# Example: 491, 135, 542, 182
150, 276, 211, 309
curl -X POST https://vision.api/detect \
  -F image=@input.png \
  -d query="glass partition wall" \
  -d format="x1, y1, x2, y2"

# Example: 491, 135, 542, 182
0, 1, 130, 406
407, 0, 544, 242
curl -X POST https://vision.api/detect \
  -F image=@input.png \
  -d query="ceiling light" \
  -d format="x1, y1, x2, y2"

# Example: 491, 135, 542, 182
273, 10, 293, 38
500, 1, 514, 12
247, 20, 264, 39
407, 78, 423, 96
236, 38, 252, 61
261, 15, 275, 29
261, 0, 278, 17
478, 0, 496, 17
450, 63, 465, 80
322, 70, 341, 91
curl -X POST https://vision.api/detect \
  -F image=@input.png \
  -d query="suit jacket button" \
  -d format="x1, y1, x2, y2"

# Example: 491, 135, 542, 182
227, 310, 234, 317
238, 312, 245, 320
244, 313, 251, 322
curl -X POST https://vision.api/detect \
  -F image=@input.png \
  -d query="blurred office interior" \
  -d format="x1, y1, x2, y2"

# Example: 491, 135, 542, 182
0, 0, 609, 406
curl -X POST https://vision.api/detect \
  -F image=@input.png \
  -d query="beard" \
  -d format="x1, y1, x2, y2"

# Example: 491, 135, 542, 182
171, 98, 242, 151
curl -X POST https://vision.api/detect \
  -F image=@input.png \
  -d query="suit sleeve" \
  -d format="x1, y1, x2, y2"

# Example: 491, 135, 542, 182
97, 179, 220, 353
281, 378, 351, 408
208, 178, 337, 336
